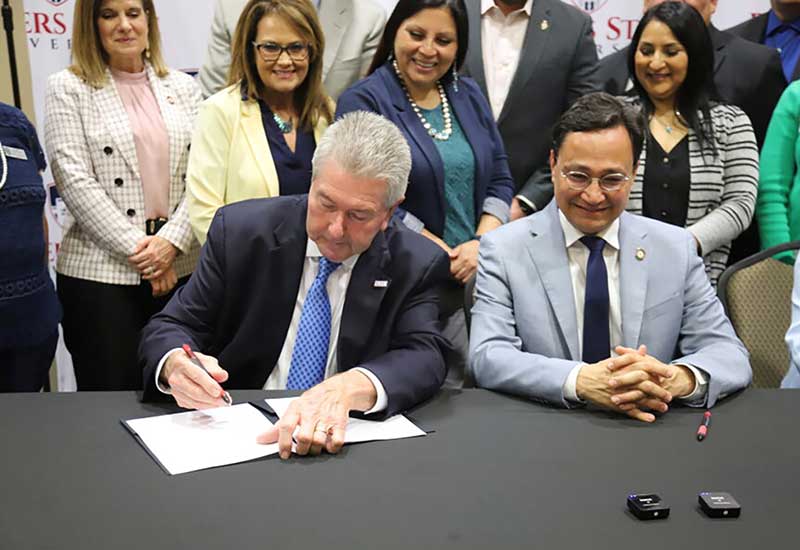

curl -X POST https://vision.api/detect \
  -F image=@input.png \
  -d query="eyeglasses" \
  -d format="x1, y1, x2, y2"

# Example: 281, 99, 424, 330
559, 169, 631, 192
252, 41, 310, 61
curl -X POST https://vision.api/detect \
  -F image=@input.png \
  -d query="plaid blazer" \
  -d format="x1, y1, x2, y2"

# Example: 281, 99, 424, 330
44, 64, 201, 285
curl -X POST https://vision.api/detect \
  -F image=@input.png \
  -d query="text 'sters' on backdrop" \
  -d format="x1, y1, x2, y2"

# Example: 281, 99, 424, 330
1, 0, 771, 389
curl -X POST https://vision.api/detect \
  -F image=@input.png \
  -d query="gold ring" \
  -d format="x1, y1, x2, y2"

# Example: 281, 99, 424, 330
314, 424, 329, 434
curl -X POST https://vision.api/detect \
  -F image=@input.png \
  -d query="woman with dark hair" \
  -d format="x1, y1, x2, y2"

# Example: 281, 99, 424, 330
187, 0, 333, 243
624, 1, 758, 285
335, 0, 514, 385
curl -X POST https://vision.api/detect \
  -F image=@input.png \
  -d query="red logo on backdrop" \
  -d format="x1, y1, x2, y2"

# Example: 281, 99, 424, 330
570, 0, 610, 14
46, 0, 71, 6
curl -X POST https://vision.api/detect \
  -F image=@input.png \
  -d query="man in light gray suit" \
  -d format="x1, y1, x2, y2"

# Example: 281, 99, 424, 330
470, 93, 751, 422
461, 0, 600, 219
197, 0, 386, 99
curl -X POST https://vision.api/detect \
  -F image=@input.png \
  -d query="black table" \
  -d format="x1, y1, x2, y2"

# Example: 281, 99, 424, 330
1, 389, 797, 549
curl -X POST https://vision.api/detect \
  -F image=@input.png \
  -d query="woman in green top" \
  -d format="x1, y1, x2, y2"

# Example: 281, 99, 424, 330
758, 80, 800, 263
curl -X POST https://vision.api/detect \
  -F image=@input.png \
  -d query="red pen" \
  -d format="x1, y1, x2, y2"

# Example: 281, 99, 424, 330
696, 410, 711, 441
181, 344, 232, 406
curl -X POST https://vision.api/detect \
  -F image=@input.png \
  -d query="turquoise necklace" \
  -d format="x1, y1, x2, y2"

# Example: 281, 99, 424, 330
273, 112, 294, 134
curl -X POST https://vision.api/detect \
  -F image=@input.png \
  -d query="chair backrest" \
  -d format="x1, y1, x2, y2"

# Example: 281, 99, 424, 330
717, 241, 800, 388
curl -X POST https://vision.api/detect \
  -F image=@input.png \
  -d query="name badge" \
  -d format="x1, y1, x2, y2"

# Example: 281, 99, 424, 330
373, 280, 389, 288
2, 145, 28, 161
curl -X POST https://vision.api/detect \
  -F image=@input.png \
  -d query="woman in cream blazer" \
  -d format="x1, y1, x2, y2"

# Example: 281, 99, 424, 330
187, 0, 334, 243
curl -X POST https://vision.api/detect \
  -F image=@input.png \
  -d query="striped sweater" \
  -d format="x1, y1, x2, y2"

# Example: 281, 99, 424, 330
625, 100, 759, 285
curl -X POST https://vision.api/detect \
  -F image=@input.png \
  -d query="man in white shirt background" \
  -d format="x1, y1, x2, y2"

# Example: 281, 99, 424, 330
461, 0, 601, 220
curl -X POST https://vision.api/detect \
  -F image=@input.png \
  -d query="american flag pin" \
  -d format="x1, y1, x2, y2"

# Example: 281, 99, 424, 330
635, 248, 646, 261
541, 19, 549, 31
373, 280, 389, 288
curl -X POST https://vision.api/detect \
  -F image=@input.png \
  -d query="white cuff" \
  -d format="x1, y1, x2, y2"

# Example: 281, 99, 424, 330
563, 363, 586, 403
353, 367, 388, 414
674, 363, 708, 405
154, 348, 184, 395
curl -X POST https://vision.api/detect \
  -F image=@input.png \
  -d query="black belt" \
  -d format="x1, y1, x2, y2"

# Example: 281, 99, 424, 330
145, 217, 168, 235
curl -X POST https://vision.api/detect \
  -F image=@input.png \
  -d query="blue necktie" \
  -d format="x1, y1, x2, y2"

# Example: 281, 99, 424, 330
286, 257, 341, 390
580, 236, 610, 364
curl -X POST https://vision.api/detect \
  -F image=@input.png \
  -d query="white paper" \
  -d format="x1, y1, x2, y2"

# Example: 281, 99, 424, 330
265, 397, 426, 445
125, 403, 279, 475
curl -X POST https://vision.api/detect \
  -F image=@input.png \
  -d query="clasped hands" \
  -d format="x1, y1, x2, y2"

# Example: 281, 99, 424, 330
128, 235, 178, 297
161, 351, 377, 459
449, 239, 480, 284
575, 345, 696, 423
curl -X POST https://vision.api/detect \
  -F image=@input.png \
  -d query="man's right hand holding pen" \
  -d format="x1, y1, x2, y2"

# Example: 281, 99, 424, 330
160, 346, 232, 409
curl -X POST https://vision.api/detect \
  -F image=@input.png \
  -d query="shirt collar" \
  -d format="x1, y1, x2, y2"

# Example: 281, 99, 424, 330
481, 0, 533, 17
767, 9, 800, 36
558, 209, 620, 251
306, 238, 360, 270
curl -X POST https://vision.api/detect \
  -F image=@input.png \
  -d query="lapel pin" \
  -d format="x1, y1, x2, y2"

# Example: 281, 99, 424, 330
635, 247, 646, 261
540, 19, 549, 31
373, 280, 389, 288
167, 95, 175, 104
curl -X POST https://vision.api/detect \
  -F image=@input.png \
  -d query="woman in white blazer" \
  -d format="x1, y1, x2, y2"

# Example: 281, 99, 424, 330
624, 3, 758, 286
44, 0, 200, 390
186, 0, 333, 244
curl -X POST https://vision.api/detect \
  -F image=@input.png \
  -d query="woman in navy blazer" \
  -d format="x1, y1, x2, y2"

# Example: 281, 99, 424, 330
336, 0, 513, 285
336, 0, 513, 386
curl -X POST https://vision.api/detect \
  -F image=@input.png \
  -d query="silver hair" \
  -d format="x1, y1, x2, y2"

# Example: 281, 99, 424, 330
311, 111, 410, 206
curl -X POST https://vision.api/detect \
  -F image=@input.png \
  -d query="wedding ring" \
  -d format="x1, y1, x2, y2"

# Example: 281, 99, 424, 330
314, 424, 329, 434
145, 266, 154, 275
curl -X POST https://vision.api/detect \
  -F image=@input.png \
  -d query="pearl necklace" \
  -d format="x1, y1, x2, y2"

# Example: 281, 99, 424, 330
393, 59, 452, 141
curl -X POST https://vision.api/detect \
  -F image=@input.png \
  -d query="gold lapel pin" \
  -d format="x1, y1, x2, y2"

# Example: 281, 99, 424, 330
635, 247, 646, 261
540, 19, 549, 31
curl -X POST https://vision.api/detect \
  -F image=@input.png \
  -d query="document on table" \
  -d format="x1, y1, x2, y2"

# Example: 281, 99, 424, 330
265, 397, 427, 444
123, 403, 278, 475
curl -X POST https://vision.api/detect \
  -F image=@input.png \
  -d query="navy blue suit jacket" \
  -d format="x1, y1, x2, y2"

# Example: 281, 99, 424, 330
140, 196, 451, 417
335, 63, 514, 238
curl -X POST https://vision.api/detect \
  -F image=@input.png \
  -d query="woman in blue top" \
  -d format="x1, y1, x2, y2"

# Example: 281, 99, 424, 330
336, 0, 513, 385
0, 102, 61, 391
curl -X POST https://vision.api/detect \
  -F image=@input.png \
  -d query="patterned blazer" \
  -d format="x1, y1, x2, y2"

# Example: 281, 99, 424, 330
44, 64, 201, 285
625, 99, 759, 284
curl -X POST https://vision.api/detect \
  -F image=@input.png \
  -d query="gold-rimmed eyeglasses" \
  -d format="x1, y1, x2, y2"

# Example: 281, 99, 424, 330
559, 169, 631, 192
252, 41, 310, 62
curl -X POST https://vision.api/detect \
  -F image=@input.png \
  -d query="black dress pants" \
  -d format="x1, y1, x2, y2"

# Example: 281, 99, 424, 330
57, 273, 187, 391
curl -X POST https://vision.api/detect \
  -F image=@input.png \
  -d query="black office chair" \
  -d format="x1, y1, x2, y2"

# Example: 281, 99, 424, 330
717, 241, 799, 388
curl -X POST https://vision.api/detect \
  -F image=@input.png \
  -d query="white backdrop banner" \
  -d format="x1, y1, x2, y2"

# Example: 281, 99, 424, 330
22, 0, 770, 390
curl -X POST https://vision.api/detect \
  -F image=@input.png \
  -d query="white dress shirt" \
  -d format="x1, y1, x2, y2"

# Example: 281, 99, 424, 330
156, 239, 388, 413
480, 0, 533, 120
556, 212, 707, 404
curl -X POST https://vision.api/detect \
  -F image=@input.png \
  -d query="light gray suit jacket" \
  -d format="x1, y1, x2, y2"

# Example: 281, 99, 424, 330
197, 0, 386, 100
461, 0, 600, 208
469, 201, 751, 408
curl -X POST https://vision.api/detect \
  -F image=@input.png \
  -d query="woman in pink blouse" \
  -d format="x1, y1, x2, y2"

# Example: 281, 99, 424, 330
44, 0, 200, 390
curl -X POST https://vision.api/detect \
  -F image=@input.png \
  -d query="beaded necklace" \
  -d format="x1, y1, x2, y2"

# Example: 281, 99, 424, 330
393, 59, 452, 141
